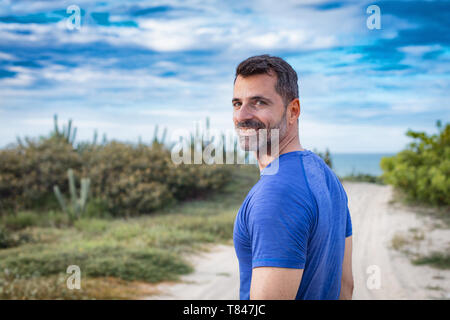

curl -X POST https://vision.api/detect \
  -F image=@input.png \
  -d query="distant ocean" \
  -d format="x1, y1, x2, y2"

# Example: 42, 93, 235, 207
329, 153, 396, 177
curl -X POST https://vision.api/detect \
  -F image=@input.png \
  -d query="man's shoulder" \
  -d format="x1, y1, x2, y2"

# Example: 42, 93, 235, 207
302, 152, 349, 208
249, 173, 315, 213
302, 151, 341, 189
255, 173, 304, 196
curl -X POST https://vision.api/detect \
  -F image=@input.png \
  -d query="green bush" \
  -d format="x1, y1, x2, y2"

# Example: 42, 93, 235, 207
0, 116, 234, 218
0, 226, 33, 249
167, 163, 232, 200
82, 142, 176, 216
0, 227, 13, 249
82, 198, 111, 219
340, 173, 384, 184
380, 120, 450, 206
1, 211, 39, 231
0, 136, 82, 212
313, 147, 333, 169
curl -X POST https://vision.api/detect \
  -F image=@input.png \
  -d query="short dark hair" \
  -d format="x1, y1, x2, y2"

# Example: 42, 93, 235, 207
234, 54, 299, 107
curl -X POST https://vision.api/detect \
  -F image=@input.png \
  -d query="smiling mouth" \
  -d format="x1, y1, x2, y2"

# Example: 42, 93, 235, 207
237, 127, 259, 136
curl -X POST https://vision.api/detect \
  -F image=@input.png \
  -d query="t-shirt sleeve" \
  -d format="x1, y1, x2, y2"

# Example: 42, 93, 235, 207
248, 194, 314, 269
345, 206, 352, 237
343, 190, 352, 238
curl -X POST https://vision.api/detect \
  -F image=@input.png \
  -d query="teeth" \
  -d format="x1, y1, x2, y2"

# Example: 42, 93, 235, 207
238, 128, 258, 135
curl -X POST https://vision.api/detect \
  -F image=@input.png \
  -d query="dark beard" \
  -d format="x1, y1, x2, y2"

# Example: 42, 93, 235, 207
235, 109, 287, 154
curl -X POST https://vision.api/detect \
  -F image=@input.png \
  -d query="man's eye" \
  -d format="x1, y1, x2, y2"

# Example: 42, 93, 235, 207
255, 100, 266, 105
233, 102, 242, 108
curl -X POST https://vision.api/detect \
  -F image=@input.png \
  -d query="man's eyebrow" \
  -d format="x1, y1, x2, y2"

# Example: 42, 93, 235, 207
232, 96, 273, 103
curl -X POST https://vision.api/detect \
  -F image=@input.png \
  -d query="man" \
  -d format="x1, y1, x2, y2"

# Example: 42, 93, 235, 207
232, 54, 353, 300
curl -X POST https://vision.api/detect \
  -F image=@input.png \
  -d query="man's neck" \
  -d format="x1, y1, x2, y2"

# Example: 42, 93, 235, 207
255, 134, 304, 172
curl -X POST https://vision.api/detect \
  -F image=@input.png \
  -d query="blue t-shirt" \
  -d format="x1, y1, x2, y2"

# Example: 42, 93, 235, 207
233, 149, 352, 300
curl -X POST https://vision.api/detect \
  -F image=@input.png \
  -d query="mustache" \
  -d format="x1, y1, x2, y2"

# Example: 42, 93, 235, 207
236, 120, 266, 130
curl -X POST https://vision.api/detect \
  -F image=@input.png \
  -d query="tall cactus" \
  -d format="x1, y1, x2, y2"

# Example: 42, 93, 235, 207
53, 114, 77, 145
53, 168, 90, 221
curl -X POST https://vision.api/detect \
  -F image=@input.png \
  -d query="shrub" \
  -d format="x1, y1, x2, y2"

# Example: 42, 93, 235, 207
0, 136, 82, 212
0, 227, 13, 249
167, 163, 232, 200
340, 173, 384, 185
83, 141, 233, 216
1, 211, 39, 231
380, 121, 450, 206
0, 116, 234, 217
0, 227, 33, 249
313, 147, 333, 169
82, 142, 176, 216
82, 198, 111, 219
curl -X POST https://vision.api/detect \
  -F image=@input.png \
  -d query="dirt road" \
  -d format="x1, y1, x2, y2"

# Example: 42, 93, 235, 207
147, 182, 450, 300
148, 244, 239, 300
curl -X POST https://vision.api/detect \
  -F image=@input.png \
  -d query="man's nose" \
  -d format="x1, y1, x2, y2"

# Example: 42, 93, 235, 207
234, 103, 254, 123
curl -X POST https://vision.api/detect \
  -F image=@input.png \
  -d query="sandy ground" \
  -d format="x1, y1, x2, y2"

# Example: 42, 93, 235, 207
147, 243, 239, 300
346, 182, 449, 299
146, 181, 450, 300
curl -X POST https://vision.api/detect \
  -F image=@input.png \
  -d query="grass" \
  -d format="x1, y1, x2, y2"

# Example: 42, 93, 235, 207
339, 173, 384, 185
390, 228, 450, 271
0, 165, 260, 299
388, 186, 450, 227
390, 233, 410, 251
0, 273, 161, 300
412, 252, 450, 270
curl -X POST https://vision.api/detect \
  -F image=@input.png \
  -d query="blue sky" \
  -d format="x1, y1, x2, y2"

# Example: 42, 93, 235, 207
0, 0, 449, 152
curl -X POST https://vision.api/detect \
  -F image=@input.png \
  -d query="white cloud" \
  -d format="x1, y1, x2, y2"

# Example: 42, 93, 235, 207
0, 51, 15, 60
398, 45, 443, 56
299, 118, 416, 153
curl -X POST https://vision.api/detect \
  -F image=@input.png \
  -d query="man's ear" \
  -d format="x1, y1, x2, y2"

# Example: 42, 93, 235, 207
288, 98, 300, 124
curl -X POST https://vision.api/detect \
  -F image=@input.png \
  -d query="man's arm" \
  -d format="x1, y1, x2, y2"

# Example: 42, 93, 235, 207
339, 235, 354, 300
250, 267, 304, 300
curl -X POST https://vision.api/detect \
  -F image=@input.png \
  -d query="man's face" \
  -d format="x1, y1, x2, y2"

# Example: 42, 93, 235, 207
232, 72, 288, 152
